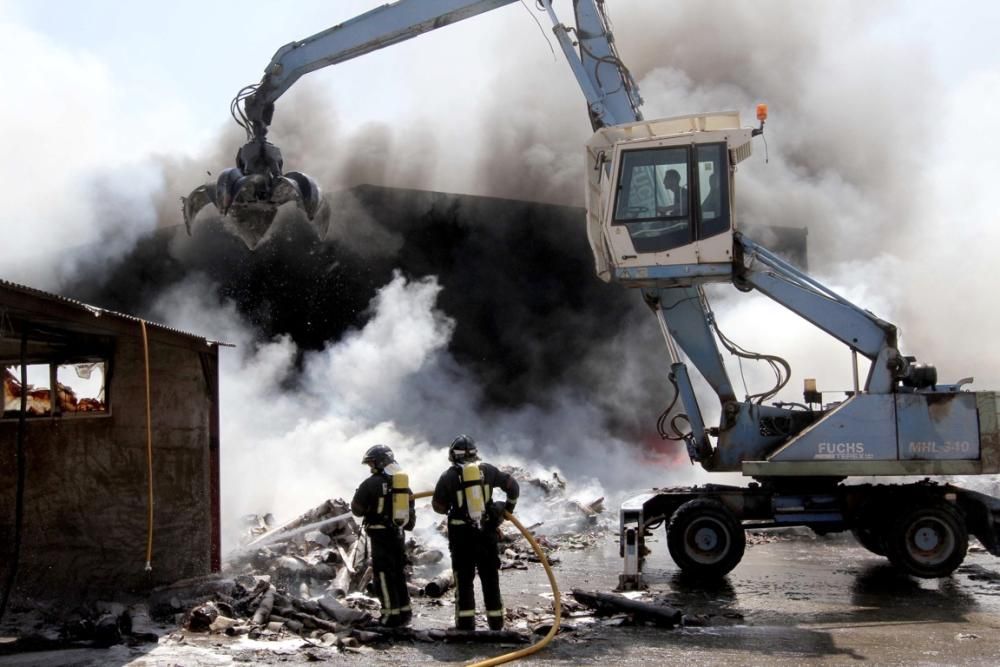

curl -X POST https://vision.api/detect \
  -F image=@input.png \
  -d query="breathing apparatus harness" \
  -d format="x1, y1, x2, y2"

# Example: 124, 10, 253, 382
365, 463, 411, 531
455, 460, 490, 527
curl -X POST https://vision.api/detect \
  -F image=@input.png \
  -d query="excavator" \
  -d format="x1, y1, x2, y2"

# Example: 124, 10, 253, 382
184, 0, 1000, 587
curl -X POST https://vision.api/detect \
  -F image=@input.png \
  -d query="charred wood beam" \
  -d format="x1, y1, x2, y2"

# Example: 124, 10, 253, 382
252, 585, 276, 625
423, 570, 454, 598
571, 589, 682, 627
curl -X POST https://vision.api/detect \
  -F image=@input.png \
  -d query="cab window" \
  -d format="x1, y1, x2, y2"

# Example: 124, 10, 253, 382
612, 148, 691, 253
696, 143, 729, 239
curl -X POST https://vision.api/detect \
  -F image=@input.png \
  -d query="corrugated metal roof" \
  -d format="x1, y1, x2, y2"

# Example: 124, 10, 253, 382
0, 277, 229, 347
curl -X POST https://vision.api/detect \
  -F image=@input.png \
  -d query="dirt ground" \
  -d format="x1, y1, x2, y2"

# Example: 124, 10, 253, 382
4, 532, 1000, 666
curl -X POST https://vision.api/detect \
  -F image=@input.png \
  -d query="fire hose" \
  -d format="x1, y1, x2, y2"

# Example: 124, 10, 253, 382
412, 490, 561, 667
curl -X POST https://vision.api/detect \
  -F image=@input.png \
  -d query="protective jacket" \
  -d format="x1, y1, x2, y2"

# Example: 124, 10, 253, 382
351, 470, 415, 626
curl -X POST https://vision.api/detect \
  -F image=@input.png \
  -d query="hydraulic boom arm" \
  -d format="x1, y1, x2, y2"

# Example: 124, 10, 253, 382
184, 0, 644, 248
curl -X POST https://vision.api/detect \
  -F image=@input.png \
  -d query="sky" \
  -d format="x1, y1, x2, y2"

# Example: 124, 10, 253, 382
2, 1, 997, 139
4, 0, 1000, 534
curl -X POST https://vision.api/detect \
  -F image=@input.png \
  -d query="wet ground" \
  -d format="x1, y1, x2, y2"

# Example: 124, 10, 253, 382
4, 532, 1000, 665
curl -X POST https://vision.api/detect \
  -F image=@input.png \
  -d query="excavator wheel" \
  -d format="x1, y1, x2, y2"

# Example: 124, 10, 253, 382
667, 498, 745, 578
886, 501, 967, 578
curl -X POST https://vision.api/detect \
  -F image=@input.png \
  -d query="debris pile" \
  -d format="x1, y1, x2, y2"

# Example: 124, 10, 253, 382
145, 570, 396, 651
504, 589, 697, 638
169, 576, 373, 644
495, 465, 609, 560
228, 499, 370, 600
128, 499, 401, 649
45, 469, 611, 652
0, 602, 160, 654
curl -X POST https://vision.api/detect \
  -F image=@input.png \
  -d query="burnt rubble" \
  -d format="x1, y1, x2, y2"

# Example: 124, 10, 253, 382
0, 470, 655, 656
495, 465, 609, 568
229, 499, 369, 600
0, 601, 160, 655
163, 468, 612, 646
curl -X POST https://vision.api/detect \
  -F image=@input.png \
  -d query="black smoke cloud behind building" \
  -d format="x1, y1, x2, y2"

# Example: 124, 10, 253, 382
65, 185, 655, 419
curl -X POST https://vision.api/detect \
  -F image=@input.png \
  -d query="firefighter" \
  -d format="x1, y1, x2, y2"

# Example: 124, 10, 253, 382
351, 444, 415, 627
432, 434, 519, 631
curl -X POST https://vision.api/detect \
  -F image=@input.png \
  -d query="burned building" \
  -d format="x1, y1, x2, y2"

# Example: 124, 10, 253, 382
0, 279, 221, 605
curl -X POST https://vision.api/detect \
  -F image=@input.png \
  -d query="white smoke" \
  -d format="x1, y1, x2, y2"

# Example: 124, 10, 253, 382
0, 8, 202, 287
154, 271, 666, 551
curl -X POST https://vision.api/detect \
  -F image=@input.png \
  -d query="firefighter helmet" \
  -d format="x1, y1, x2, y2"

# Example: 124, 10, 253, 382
362, 444, 395, 470
449, 434, 478, 464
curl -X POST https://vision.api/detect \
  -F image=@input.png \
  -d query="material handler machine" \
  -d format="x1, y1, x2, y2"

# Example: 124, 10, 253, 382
184, 0, 1000, 587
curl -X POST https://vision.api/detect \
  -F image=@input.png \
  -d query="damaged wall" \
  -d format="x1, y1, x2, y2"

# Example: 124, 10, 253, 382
0, 280, 220, 603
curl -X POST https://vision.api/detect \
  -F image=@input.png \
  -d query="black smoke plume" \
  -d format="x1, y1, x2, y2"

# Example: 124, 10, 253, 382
63, 186, 653, 418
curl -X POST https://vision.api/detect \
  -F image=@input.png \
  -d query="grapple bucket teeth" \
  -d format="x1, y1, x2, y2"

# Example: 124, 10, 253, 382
180, 184, 217, 234
283, 171, 323, 219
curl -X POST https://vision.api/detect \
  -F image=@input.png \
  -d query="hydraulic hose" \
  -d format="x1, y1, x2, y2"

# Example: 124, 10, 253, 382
411, 490, 561, 666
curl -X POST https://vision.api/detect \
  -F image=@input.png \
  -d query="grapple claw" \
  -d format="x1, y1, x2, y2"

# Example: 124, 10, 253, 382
183, 137, 322, 249
283, 171, 322, 219
181, 184, 217, 234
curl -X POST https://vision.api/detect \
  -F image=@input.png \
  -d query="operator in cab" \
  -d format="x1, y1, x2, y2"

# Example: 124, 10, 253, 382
351, 444, 415, 627
662, 168, 689, 216
432, 435, 519, 631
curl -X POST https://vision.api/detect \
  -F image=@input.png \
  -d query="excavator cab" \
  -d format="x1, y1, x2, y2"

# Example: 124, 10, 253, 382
586, 111, 755, 287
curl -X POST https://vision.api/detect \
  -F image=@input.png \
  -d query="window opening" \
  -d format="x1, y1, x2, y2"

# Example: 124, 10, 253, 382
696, 143, 730, 239
613, 147, 692, 253
57, 362, 108, 413
3, 365, 52, 417
3, 361, 108, 418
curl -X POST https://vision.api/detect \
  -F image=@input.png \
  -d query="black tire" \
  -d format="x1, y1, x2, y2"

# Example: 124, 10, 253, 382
851, 525, 887, 556
667, 498, 746, 578
886, 501, 967, 578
